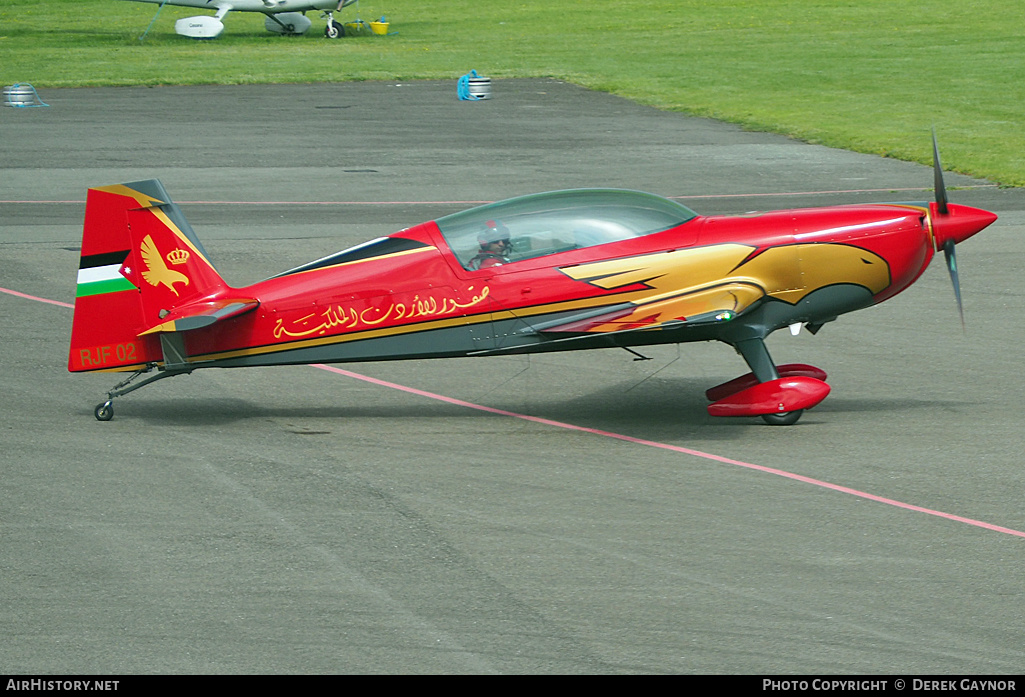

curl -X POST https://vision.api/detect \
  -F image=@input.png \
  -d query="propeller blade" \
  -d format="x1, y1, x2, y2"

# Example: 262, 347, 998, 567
932, 129, 949, 215
943, 238, 965, 329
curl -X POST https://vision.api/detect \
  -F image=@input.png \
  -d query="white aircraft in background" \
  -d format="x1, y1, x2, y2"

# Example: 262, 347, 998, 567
120, 0, 359, 39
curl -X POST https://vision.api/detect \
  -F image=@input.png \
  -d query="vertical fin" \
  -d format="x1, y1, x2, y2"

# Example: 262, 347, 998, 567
69, 180, 229, 372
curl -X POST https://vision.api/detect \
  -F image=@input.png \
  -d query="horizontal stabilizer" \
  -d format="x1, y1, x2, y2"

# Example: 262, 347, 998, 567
138, 298, 260, 336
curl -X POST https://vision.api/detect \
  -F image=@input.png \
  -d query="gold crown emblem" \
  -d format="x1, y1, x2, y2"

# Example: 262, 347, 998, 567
166, 248, 190, 265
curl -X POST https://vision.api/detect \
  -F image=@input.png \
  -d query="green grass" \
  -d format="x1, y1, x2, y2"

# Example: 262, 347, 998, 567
3, 0, 1024, 184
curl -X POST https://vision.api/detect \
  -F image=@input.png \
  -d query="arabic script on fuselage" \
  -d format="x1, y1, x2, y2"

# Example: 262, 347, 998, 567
272, 285, 490, 340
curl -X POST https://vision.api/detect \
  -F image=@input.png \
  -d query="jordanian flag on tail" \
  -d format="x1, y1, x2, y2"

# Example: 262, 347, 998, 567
76, 251, 136, 298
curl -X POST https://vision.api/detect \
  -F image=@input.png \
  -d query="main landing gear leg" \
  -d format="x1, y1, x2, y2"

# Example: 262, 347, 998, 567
735, 337, 803, 426
93, 365, 193, 421
734, 337, 779, 383
707, 335, 830, 425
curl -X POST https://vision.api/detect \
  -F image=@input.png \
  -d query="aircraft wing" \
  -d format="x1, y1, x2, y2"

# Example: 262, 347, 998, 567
138, 298, 260, 336
527, 282, 765, 335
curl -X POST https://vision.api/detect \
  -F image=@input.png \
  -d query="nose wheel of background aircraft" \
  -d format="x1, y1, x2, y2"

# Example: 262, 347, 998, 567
326, 20, 344, 38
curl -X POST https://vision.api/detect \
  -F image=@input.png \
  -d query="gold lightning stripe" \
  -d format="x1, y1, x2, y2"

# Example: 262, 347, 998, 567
563, 241, 890, 310
93, 184, 214, 269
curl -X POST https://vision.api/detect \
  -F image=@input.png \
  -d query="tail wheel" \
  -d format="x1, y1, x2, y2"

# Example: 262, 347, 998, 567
94, 402, 114, 421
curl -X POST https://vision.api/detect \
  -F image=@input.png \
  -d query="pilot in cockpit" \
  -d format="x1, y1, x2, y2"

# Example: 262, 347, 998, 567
467, 219, 512, 270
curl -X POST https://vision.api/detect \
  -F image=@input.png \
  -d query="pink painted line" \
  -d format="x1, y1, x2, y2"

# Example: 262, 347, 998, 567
174, 200, 494, 206
0, 185, 996, 207
313, 363, 1025, 540
0, 199, 490, 206
670, 186, 997, 200
0, 286, 74, 308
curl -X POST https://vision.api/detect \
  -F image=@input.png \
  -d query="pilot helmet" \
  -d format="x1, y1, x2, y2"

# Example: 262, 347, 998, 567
478, 219, 511, 249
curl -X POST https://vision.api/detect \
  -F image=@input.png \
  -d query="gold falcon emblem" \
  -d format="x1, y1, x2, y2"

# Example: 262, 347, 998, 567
139, 234, 190, 296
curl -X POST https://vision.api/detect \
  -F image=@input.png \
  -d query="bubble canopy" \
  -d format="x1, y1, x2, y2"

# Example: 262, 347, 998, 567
434, 189, 698, 269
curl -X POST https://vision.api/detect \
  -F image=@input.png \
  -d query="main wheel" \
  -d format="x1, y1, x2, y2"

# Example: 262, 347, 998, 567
761, 409, 803, 426
94, 402, 114, 421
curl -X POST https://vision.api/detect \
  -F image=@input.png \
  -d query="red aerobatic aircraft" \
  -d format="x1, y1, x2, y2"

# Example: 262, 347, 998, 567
69, 138, 996, 424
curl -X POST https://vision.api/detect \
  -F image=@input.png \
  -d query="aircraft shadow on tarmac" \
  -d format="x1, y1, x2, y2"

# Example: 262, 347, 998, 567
88, 376, 980, 436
